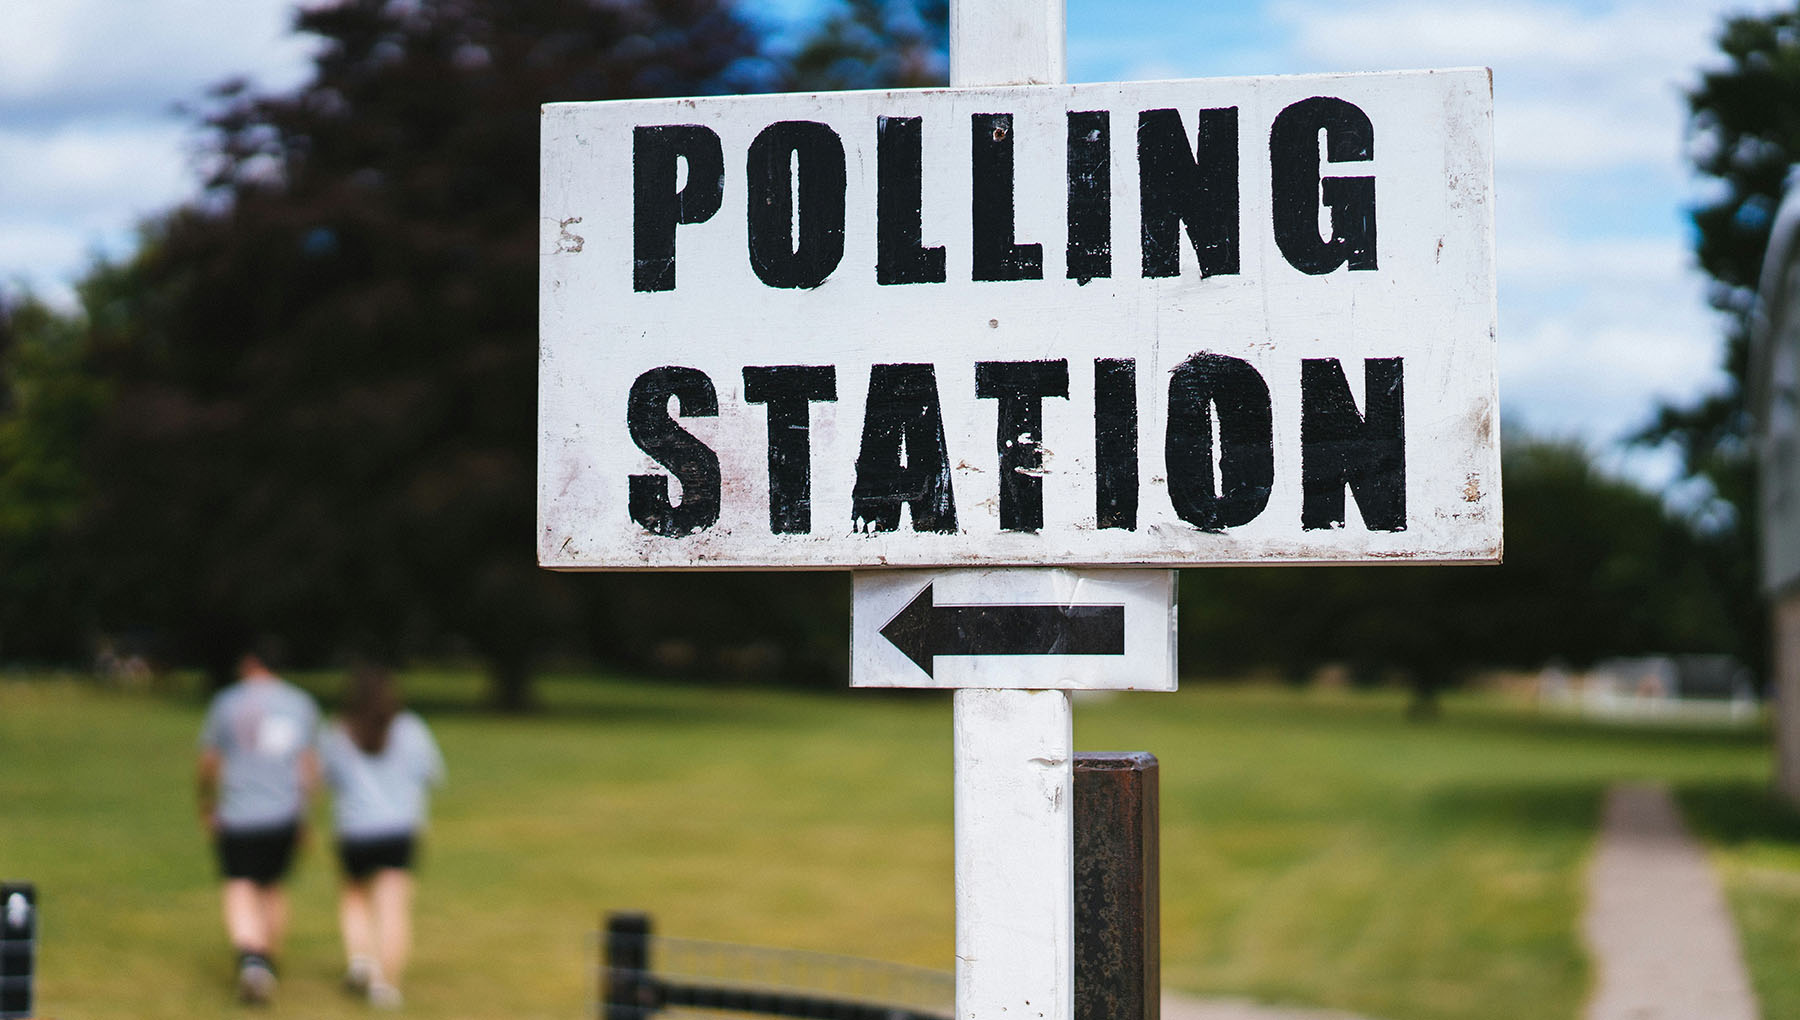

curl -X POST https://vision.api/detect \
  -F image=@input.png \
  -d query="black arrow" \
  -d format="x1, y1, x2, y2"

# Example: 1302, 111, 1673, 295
878, 582, 1126, 678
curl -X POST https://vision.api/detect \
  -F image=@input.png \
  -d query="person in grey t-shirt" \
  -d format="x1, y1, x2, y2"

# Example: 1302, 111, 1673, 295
319, 665, 445, 1008
197, 653, 320, 1004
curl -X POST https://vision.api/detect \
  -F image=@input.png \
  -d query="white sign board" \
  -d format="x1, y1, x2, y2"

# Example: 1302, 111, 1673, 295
540, 69, 1498, 570
852, 568, 1176, 689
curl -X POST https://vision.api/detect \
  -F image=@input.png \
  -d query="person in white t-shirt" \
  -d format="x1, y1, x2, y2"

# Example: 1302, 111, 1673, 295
197, 652, 320, 1004
318, 666, 445, 1008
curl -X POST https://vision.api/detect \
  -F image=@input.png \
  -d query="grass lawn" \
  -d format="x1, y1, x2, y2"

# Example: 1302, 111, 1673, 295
0, 673, 1794, 1020
1679, 779, 1800, 1020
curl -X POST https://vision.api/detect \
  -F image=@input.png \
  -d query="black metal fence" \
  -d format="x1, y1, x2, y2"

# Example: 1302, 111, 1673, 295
601, 914, 952, 1020
1, 883, 35, 1020
601, 750, 1159, 1020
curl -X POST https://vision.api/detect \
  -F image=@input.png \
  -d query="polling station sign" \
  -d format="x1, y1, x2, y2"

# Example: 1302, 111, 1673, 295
539, 69, 1497, 570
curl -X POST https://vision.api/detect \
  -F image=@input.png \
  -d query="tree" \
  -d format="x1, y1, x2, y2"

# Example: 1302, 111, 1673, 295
1634, 8, 1800, 674
75, 0, 774, 702
587, 0, 956, 687
0, 294, 104, 661
783, 0, 946, 91
1179, 433, 1741, 710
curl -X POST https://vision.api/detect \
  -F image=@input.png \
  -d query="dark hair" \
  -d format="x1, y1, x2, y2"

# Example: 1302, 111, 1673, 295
344, 665, 402, 755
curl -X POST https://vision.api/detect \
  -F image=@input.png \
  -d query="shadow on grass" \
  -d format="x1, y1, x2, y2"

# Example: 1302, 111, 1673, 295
1440, 706, 1770, 754
1422, 780, 1605, 837
1420, 776, 1800, 851
268, 674, 734, 725
396, 688, 746, 725
297, 673, 940, 729
1676, 780, 1800, 848
1167, 687, 1769, 757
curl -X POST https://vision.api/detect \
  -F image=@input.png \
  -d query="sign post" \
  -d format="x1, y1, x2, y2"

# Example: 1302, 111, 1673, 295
539, 3, 1497, 1017
939, 7, 1077, 1017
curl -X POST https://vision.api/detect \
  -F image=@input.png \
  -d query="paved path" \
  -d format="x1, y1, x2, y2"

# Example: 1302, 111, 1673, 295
1158, 782, 1758, 1020
1583, 783, 1758, 1020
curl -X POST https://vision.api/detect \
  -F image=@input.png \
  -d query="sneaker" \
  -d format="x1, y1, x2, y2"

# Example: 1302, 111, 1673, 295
344, 955, 377, 996
368, 978, 403, 1009
236, 954, 277, 1005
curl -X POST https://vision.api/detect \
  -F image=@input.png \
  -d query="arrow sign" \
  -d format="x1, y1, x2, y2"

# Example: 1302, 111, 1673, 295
879, 582, 1126, 678
853, 569, 1175, 690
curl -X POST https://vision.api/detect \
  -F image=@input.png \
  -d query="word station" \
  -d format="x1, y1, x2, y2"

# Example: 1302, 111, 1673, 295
543, 62, 1497, 1020
541, 72, 1496, 570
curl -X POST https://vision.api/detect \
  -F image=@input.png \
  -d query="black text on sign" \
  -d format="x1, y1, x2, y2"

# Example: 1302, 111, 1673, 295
540, 70, 1498, 569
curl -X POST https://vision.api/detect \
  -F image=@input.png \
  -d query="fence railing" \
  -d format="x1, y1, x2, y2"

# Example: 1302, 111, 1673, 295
600, 913, 952, 1020
600, 750, 1159, 1020
1, 883, 35, 1020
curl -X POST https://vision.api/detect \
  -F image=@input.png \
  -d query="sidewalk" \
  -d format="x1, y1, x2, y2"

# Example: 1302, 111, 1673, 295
1160, 781, 1758, 1020
1582, 783, 1758, 1020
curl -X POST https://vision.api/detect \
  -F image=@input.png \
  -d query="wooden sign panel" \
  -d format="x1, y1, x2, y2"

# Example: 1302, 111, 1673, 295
540, 69, 1498, 570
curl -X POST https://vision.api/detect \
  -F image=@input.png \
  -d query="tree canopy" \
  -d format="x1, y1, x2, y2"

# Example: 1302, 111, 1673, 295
0, 0, 959, 700
0, 294, 104, 661
1634, 5, 1800, 670
1178, 433, 1742, 702
0, 0, 1756, 701
59, 0, 780, 699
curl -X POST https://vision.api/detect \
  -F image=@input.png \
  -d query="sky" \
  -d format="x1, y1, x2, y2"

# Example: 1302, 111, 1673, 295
0, 0, 1773, 483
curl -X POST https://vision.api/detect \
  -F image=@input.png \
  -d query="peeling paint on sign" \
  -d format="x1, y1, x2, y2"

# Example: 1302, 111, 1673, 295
540, 69, 1499, 569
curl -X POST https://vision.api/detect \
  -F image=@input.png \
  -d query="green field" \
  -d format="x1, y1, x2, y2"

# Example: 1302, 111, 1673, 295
1, 674, 1796, 1020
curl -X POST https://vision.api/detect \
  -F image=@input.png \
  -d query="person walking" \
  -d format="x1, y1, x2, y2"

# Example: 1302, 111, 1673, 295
319, 666, 445, 1008
197, 652, 321, 1004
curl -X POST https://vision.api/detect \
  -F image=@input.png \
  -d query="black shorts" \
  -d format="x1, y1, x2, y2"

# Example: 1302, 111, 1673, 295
216, 822, 301, 885
337, 834, 418, 881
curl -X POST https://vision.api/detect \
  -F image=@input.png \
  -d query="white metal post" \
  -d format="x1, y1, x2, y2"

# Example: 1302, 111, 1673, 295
949, 10, 1072, 1020
954, 687, 1073, 1020
950, 0, 1065, 87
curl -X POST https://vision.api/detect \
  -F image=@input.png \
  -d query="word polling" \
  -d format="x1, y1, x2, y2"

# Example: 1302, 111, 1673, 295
539, 70, 1498, 569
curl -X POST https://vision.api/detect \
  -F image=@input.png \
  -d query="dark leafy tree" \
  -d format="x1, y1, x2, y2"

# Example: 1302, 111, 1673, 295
782, 0, 947, 91
76, 0, 774, 702
1181, 433, 1742, 712
611, 0, 959, 690
6, 4, 1753, 701
1635, 8, 1800, 672
1193, 14, 1795, 697
0, 294, 104, 661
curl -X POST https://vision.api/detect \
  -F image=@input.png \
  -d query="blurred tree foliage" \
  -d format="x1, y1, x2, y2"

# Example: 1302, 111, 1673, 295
784, 0, 947, 90
1634, 7, 1800, 673
0, 0, 951, 702
49, 0, 781, 703
0, 0, 1752, 702
0, 295, 105, 660
1181, 433, 1743, 711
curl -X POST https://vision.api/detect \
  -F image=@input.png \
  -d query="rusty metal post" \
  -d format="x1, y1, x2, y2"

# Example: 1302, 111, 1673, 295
1073, 753, 1159, 1020
603, 912, 654, 1020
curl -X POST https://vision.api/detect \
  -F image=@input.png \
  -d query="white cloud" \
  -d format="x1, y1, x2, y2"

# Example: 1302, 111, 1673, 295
1498, 232, 1696, 290
1271, 0, 1727, 72
0, 222, 92, 307
0, 119, 197, 304
1270, 0, 1745, 177
1495, 223, 1729, 444
0, 5, 78, 99
1501, 312, 1728, 440
0, 122, 191, 212
1497, 100, 1684, 172
0, 0, 315, 115
1253, 0, 1770, 452
0, 0, 1773, 468
0, 0, 315, 303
